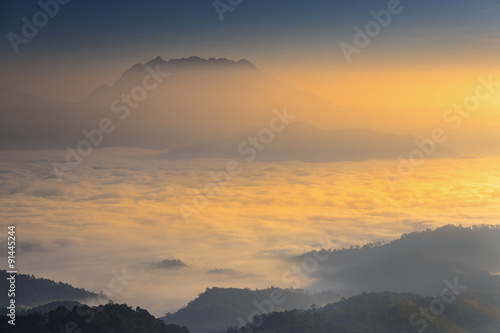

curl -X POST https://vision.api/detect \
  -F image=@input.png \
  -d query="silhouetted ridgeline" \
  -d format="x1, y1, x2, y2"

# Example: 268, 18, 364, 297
231, 292, 500, 333
0, 303, 189, 333
295, 225, 500, 269
0, 270, 99, 309
162, 287, 338, 333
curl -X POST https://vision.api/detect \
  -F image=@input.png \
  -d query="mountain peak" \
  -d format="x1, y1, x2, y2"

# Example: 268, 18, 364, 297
127, 56, 258, 75
114, 56, 258, 89
167, 56, 257, 70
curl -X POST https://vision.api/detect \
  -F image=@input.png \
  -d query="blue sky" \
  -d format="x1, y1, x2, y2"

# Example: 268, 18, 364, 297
1, 0, 498, 57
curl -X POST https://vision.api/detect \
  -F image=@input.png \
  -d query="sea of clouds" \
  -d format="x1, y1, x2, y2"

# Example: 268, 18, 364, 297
1, 148, 499, 315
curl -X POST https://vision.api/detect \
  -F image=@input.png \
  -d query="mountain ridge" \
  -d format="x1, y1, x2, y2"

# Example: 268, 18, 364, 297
162, 287, 339, 333
160, 121, 459, 162
232, 291, 500, 333
295, 225, 500, 297
0, 269, 100, 309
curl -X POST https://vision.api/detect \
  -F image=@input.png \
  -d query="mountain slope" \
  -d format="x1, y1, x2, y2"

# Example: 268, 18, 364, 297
232, 292, 500, 333
0, 270, 99, 309
161, 121, 458, 162
295, 225, 500, 296
162, 287, 338, 333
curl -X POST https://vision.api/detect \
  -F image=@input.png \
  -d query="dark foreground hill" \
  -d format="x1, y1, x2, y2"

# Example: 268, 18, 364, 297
18, 300, 82, 316
162, 287, 338, 333
0, 270, 99, 309
0, 303, 189, 333
231, 292, 500, 333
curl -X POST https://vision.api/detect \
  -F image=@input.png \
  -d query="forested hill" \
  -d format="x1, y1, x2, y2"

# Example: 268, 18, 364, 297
0, 269, 99, 308
231, 291, 500, 333
163, 287, 338, 333
294, 225, 500, 296
0, 302, 190, 333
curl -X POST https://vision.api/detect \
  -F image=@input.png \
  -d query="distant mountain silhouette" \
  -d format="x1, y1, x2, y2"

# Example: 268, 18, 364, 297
0, 56, 360, 150
160, 121, 459, 162
294, 225, 500, 297
232, 291, 500, 333
0, 270, 99, 309
162, 287, 339, 333
84, 56, 258, 103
